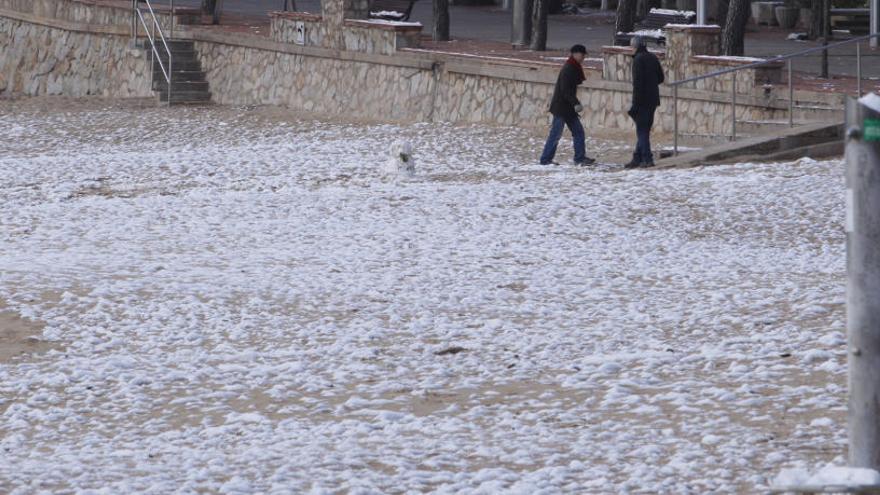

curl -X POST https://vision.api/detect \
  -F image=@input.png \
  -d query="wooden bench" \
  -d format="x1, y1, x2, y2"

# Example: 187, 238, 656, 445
369, 0, 418, 22
614, 8, 696, 46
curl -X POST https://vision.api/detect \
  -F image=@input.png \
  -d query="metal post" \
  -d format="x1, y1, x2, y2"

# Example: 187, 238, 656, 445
856, 41, 862, 98
846, 92, 880, 470
168, 37, 173, 105
511, 0, 532, 46
697, 0, 707, 25
731, 76, 737, 141
131, 0, 137, 44
673, 85, 679, 155
149, 28, 156, 92
821, 0, 830, 78
788, 59, 794, 127
871, 0, 878, 48
170, 0, 174, 39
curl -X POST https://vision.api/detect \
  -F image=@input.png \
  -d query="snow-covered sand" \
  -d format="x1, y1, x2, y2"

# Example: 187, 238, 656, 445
0, 99, 847, 493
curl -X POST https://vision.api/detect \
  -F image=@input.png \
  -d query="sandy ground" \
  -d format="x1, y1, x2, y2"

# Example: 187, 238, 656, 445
0, 96, 848, 494
0, 301, 52, 364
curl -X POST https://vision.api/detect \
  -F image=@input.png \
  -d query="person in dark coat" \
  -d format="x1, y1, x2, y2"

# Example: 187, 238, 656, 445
539, 45, 596, 166
626, 36, 665, 169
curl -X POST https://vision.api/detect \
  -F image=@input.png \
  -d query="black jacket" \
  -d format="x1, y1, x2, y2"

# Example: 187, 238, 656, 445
631, 47, 664, 109
549, 59, 585, 119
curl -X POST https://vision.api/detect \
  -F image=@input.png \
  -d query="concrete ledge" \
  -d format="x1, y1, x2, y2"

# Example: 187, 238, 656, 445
344, 19, 422, 32
664, 24, 721, 33
270, 11, 323, 22
0, 6, 130, 36
180, 25, 435, 70
691, 55, 783, 68
601, 45, 667, 59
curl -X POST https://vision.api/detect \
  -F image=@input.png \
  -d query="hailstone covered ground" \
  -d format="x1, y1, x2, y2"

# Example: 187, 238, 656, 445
0, 98, 847, 494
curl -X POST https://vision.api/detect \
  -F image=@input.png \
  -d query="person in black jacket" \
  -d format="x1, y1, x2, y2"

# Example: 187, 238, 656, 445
539, 45, 596, 166
626, 36, 665, 169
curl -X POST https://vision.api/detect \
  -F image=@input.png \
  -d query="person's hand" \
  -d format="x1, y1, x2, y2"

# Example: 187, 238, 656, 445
574, 104, 584, 114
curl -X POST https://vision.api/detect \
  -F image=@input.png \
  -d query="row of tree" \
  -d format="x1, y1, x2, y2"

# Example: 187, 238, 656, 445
198, 0, 832, 54
615, 0, 831, 55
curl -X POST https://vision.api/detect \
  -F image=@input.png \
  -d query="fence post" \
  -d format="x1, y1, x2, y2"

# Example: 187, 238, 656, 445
846, 92, 880, 469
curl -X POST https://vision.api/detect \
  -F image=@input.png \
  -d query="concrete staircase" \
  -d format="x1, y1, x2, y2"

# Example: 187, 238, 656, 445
657, 121, 844, 168
144, 40, 211, 105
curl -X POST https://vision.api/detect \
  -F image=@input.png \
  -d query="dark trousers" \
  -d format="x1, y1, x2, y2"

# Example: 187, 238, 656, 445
632, 105, 656, 164
540, 114, 586, 164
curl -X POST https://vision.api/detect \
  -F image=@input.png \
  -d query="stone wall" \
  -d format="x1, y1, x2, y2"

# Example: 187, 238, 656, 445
343, 20, 421, 55
270, 11, 421, 55
193, 40, 435, 121
688, 56, 783, 94
0, 15, 151, 97
0, 0, 840, 140
602, 46, 666, 83
0, 0, 132, 27
270, 12, 324, 47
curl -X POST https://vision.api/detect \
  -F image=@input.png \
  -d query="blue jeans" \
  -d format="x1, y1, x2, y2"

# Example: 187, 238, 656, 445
540, 114, 586, 164
632, 106, 656, 164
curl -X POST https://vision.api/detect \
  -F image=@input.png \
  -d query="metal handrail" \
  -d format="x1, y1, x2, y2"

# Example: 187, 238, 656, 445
670, 32, 880, 155
132, 0, 174, 104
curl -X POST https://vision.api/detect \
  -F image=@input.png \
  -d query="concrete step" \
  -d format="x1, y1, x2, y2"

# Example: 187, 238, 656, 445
158, 90, 212, 103
149, 58, 203, 72
656, 121, 844, 168
152, 80, 210, 93
152, 70, 206, 82
148, 51, 200, 64
144, 39, 196, 51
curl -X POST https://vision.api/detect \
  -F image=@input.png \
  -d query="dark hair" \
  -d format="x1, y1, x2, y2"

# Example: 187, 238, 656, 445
570, 44, 587, 55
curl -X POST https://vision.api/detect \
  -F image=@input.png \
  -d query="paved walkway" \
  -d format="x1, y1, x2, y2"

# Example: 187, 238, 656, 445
174, 0, 879, 78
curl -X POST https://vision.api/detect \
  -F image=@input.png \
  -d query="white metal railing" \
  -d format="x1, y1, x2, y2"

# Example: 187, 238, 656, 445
131, 0, 174, 104
670, 32, 880, 155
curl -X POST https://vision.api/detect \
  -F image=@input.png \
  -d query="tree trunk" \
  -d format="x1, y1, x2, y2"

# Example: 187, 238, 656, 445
614, 0, 637, 42
808, 0, 828, 40
433, 0, 450, 41
636, 0, 648, 23
716, 0, 729, 27
530, 0, 549, 50
721, 0, 749, 55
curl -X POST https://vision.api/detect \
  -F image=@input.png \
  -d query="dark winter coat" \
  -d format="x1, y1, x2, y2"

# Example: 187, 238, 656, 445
631, 46, 664, 110
549, 57, 586, 119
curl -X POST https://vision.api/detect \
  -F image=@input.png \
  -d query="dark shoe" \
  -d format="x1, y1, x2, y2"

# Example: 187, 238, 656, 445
640, 161, 656, 168
540, 160, 560, 166
624, 160, 641, 169
575, 157, 596, 166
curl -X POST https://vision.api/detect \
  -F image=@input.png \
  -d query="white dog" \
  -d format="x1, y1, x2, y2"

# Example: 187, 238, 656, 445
385, 140, 416, 177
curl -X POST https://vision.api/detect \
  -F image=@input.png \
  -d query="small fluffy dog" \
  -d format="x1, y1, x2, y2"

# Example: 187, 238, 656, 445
385, 140, 416, 177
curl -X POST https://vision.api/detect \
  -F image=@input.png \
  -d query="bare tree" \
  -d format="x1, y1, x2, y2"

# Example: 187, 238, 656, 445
531, 0, 549, 50
721, 0, 749, 55
433, 0, 450, 41
808, 0, 829, 40
614, 0, 637, 42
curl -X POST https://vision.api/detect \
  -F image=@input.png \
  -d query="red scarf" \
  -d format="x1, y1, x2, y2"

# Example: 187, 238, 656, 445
565, 56, 586, 84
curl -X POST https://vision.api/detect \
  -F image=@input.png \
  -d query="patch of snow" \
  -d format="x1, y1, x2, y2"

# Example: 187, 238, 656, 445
650, 8, 696, 17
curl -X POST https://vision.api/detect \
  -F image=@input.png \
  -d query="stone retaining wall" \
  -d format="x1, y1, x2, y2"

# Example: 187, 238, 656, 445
0, 15, 150, 97
269, 11, 421, 55
0, 0, 842, 139
194, 40, 435, 121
